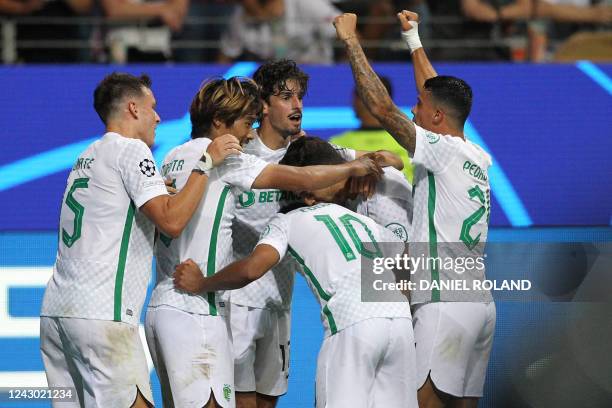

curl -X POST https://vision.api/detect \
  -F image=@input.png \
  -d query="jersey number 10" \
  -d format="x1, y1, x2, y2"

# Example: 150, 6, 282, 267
314, 214, 382, 261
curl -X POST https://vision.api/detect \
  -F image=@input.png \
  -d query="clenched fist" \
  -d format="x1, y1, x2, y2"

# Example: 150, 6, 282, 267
397, 10, 419, 32
173, 258, 205, 294
333, 13, 358, 42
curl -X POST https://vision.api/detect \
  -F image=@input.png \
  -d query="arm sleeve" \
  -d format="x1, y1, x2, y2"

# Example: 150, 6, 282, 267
380, 167, 413, 199
411, 125, 457, 174
256, 213, 290, 260
217, 153, 270, 191
118, 140, 168, 208
329, 143, 356, 161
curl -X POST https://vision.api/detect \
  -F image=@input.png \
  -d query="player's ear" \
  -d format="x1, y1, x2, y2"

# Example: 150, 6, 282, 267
262, 99, 270, 116
432, 109, 444, 126
303, 194, 317, 206
128, 100, 138, 119
212, 117, 222, 129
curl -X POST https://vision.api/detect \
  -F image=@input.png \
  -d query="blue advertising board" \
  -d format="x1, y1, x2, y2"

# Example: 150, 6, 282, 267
0, 63, 611, 407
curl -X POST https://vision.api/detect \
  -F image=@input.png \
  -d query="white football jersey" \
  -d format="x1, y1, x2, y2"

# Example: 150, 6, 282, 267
230, 133, 359, 311
41, 132, 168, 325
259, 203, 412, 337
410, 125, 492, 304
351, 167, 413, 243
231, 132, 298, 310
149, 137, 269, 316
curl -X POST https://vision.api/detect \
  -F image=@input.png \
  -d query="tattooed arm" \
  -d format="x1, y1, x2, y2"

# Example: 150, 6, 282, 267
333, 13, 417, 155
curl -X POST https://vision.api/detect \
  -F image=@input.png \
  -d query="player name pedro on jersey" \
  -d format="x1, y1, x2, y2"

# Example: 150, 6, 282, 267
463, 160, 488, 182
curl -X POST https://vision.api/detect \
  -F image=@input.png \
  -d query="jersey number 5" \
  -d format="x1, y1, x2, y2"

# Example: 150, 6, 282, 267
62, 178, 89, 247
314, 214, 382, 261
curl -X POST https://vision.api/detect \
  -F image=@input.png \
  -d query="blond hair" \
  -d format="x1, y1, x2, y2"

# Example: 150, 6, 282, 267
190, 77, 262, 139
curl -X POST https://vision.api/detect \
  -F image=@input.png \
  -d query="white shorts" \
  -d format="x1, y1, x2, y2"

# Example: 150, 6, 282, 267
412, 302, 496, 398
40, 316, 153, 408
144, 306, 235, 408
229, 304, 290, 396
315, 317, 417, 408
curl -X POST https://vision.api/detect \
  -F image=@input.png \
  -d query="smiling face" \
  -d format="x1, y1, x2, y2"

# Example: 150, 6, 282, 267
134, 87, 161, 147
216, 113, 258, 146
263, 79, 304, 138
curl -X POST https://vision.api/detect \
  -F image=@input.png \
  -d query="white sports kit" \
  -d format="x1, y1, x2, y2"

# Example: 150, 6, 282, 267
258, 202, 418, 408
230, 132, 296, 396
146, 136, 269, 408
41, 132, 168, 407
410, 125, 496, 397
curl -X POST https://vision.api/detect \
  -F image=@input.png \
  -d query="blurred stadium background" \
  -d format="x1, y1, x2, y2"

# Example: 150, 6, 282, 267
1, 0, 611, 406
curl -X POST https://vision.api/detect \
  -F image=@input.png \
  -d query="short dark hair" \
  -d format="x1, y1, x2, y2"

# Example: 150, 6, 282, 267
280, 137, 346, 167
189, 77, 263, 139
93, 72, 152, 125
253, 59, 309, 101
423, 76, 472, 126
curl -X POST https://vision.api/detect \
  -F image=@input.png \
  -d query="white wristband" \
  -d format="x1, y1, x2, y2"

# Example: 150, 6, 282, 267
401, 21, 422, 54
193, 151, 214, 174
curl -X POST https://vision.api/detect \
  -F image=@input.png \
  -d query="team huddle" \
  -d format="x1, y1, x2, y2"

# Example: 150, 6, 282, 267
40, 11, 495, 408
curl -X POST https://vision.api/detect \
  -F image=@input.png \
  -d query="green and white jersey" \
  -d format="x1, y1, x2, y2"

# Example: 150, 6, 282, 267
149, 137, 269, 316
230, 132, 358, 311
410, 125, 492, 304
41, 132, 168, 325
350, 167, 413, 244
258, 203, 412, 337
231, 132, 298, 311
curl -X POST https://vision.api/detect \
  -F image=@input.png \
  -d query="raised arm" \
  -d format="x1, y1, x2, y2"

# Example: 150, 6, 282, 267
397, 10, 437, 94
173, 245, 280, 293
333, 13, 417, 155
252, 155, 383, 191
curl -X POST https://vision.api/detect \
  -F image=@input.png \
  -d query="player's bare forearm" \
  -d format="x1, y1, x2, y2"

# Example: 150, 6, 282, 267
377, 150, 404, 171
197, 245, 279, 292
141, 171, 208, 238
342, 37, 417, 155
254, 156, 382, 192
201, 259, 254, 292
397, 11, 437, 94
411, 48, 437, 94
173, 258, 252, 293
355, 150, 403, 171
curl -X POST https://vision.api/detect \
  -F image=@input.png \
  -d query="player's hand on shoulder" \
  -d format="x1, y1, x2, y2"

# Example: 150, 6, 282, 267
350, 154, 384, 179
333, 13, 358, 41
397, 10, 419, 32
173, 258, 205, 293
349, 174, 378, 199
207, 134, 243, 166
